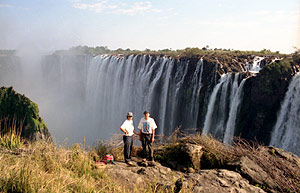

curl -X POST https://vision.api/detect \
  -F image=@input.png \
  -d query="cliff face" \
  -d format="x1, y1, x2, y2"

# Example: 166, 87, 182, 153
236, 57, 300, 145
39, 53, 291, 145
0, 55, 21, 86
0, 87, 51, 141
2, 51, 298, 150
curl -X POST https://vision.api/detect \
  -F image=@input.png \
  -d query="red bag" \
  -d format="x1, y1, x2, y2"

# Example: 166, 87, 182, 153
101, 154, 114, 164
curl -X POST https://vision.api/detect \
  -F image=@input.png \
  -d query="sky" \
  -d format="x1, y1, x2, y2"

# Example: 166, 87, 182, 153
0, 0, 299, 53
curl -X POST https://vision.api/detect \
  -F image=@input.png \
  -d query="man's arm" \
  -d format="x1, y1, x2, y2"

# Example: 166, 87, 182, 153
151, 129, 155, 142
120, 127, 128, 135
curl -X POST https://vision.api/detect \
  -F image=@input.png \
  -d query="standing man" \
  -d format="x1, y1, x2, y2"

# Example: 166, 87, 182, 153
120, 112, 137, 165
138, 111, 157, 162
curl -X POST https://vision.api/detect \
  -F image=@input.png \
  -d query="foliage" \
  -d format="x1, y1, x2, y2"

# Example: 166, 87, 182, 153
0, 87, 50, 140
90, 140, 109, 161
51, 45, 286, 58
256, 58, 292, 95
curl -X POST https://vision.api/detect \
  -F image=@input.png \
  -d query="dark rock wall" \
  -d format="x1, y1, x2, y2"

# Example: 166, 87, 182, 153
236, 58, 299, 144
0, 55, 21, 86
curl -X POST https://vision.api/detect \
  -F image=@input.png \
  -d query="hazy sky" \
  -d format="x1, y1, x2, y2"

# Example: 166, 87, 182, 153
0, 0, 299, 53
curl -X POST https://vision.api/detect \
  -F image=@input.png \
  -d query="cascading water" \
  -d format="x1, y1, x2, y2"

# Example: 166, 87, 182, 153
270, 73, 300, 155
203, 74, 231, 137
223, 78, 247, 144
5, 52, 299, 153
246, 56, 264, 73
84, 55, 204, 141
203, 73, 246, 143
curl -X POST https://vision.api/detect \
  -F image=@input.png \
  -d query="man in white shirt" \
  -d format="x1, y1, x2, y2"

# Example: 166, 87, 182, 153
120, 112, 137, 165
138, 110, 157, 161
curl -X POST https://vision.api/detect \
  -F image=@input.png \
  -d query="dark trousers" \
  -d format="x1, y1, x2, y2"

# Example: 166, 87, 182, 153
123, 136, 133, 163
141, 133, 153, 160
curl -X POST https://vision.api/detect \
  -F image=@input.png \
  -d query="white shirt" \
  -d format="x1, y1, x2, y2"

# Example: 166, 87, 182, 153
138, 117, 157, 134
120, 119, 134, 136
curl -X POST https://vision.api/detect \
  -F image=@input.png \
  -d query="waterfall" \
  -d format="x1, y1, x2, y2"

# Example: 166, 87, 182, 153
202, 74, 230, 137
84, 55, 204, 141
246, 56, 264, 73
223, 78, 247, 144
187, 59, 204, 129
203, 73, 246, 143
270, 73, 300, 155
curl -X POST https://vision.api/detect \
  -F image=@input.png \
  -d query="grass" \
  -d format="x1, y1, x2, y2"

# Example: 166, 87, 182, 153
0, 126, 299, 192
0, 117, 23, 150
0, 137, 171, 193
0, 132, 22, 150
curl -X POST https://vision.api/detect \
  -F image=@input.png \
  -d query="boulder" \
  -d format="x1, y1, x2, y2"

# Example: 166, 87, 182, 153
181, 143, 203, 170
105, 160, 182, 191
175, 169, 266, 193
227, 156, 277, 192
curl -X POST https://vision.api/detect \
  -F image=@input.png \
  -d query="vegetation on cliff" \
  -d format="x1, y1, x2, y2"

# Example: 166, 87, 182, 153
53, 45, 285, 58
0, 87, 51, 141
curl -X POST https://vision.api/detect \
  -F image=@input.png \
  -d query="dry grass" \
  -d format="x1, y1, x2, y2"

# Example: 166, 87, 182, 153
231, 138, 300, 193
0, 117, 24, 150
0, 140, 170, 193
1, 126, 299, 193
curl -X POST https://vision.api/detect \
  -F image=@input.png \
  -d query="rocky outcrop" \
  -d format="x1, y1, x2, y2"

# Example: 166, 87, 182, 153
227, 156, 277, 192
181, 143, 203, 170
104, 160, 266, 193
105, 160, 182, 191
152, 140, 300, 192
0, 87, 51, 141
226, 146, 300, 193
175, 169, 266, 193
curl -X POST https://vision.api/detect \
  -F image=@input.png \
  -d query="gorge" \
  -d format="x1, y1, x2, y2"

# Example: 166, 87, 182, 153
1, 51, 300, 156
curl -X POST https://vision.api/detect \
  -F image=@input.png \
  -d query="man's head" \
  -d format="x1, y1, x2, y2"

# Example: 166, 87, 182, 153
143, 111, 150, 119
127, 112, 133, 120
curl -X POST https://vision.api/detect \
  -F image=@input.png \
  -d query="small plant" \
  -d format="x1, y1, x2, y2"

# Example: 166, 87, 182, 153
0, 132, 22, 150
93, 140, 109, 159
0, 117, 23, 150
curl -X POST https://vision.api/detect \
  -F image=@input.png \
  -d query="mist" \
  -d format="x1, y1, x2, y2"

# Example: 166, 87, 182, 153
1, 0, 299, 146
